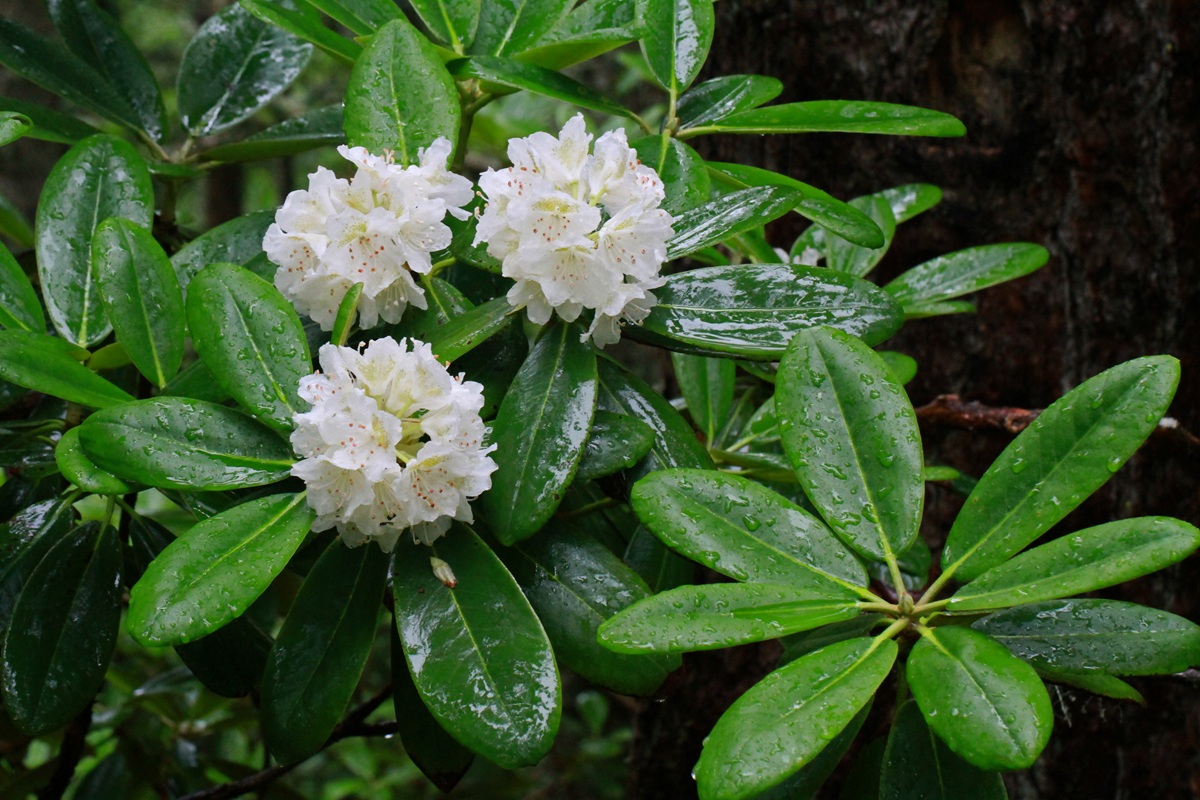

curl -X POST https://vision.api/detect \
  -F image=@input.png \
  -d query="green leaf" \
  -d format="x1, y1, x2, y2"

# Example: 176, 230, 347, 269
35, 134, 153, 346
0, 18, 141, 131
241, 0, 360, 64
707, 162, 885, 248
482, 321, 597, 544
903, 299, 977, 319
879, 183, 942, 223
672, 352, 733, 442
0, 97, 99, 146
877, 351, 917, 385
972, 599, 1200, 676
599, 582, 861, 654
200, 104, 345, 162
825, 194, 896, 277
575, 410, 654, 482
47, 0, 167, 140
160, 359, 231, 404
263, 540, 388, 764
514, 0, 635, 69
499, 522, 680, 695
53, 427, 133, 495
0, 112, 29, 147
907, 626, 1052, 771
171, 209, 275, 290
92, 219, 186, 388
776, 327, 924, 562
631, 135, 710, 215
631, 469, 869, 588
126, 493, 313, 646
881, 699, 1007, 800
677, 74, 783, 129
667, 186, 803, 260
0, 499, 76, 640
178, 4, 313, 136
345, 18, 460, 165
636, 264, 903, 359
779, 615, 884, 666
408, 0, 482, 48
688, 101, 967, 138
472, 0, 572, 56
187, 263, 310, 433
695, 637, 897, 800
78, 397, 294, 490
390, 629, 473, 792
838, 737, 886, 800
393, 525, 560, 768
638, 0, 714, 93
0, 330, 132, 408
0, 241, 43, 332
303, 0, 401, 35
884, 243, 1050, 310
1035, 665, 1144, 704
0, 190, 34, 249
941, 355, 1180, 580
756, 702, 872, 800
1, 521, 121, 736
448, 56, 632, 117
950, 517, 1200, 611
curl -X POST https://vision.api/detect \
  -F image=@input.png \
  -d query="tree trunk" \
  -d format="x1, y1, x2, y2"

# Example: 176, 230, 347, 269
631, 2, 1200, 797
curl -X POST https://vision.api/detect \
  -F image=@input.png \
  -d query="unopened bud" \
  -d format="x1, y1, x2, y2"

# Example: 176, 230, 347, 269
431, 557, 457, 588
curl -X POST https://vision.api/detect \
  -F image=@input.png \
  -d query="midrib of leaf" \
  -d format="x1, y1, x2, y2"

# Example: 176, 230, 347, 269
118, 226, 167, 386
503, 325, 568, 517
78, 161, 110, 346
224, 287, 295, 415
925, 631, 1023, 754
102, 421, 292, 467
382, 34, 409, 164
196, 23, 270, 135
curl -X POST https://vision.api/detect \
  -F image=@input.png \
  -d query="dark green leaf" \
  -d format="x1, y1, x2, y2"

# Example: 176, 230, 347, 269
330, 281, 363, 346
672, 352, 733, 442
776, 327, 924, 562
93, 219, 185, 387
0, 112, 29, 147
779, 615, 883, 665
393, 525, 560, 768
1036, 665, 1144, 704
756, 703, 872, 800
695, 637, 897, 800
0, 330, 132, 408
178, 4, 313, 136
303, 0, 401, 35
1, 522, 121, 735
514, 0, 635, 69
171, 209, 275, 289
575, 410, 654, 482
345, 18, 460, 165
941, 356, 1180, 580
0, 500, 75, 639
638, 0, 714, 92
126, 493, 313, 646
879, 183, 942, 223
200, 104, 345, 162
877, 351, 917, 386
449, 56, 632, 117
631, 469, 869, 588
973, 599, 1200, 676
54, 427, 133, 495
825, 195, 896, 277
677, 74, 783, 129
0, 97, 99, 145
241, 0, 360, 64
47, 0, 167, 140
409, 0, 481, 48
160, 359, 232, 404
884, 243, 1049, 310
838, 737, 886, 800
666, 186, 803, 260
36, 134, 153, 346
472, 0, 572, 55
263, 540, 388, 764
881, 699, 1007, 800
623, 523, 692, 592
907, 626, 1052, 771
187, 263, 310, 433
0, 241, 42, 332
688, 101, 966, 138
635, 264, 903, 358
632, 135, 710, 215
79, 397, 294, 490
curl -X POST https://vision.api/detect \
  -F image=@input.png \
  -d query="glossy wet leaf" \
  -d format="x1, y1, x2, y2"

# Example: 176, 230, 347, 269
393, 525, 560, 768
776, 327, 923, 561
426, 297, 514, 362
203, 104, 345, 164
839, 737, 886, 800
483, 321, 596, 544
170, 210, 275, 290
472, 0, 572, 56
950, 517, 1200, 611
263, 540, 388, 764
632, 135, 710, 215
825, 195, 896, 277
126, 493, 313, 646
0, 112, 29, 147
667, 186, 802, 260
36, 134, 153, 346
500, 522, 680, 695
677, 74, 783, 128
53, 427, 133, 495
599, 582, 861, 654
942, 356, 1179, 580
632, 469, 869, 587
708, 162, 885, 248
160, 360, 231, 404
0, 500, 75, 639
79, 397, 294, 490
515, 0, 635, 69
241, 0, 359, 64
92, 219, 185, 387
880, 183, 943, 223
881, 699, 1007, 800
695, 637, 897, 800
0, 98, 98, 148
757, 703, 872, 800
576, 410, 655, 482
407, 0, 481, 48
179, 4, 312, 136
688, 100, 967, 138
0, 242, 42, 332
47, 0, 166, 140
345, 18, 459, 165
1, 521, 121, 736
778, 615, 883, 666
972, 599, 1200, 676
1036, 665, 1144, 704
303, 0, 401, 34
636, 264, 903, 358
877, 351, 917, 385
884, 244, 1050, 310
449, 56, 632, 117
672, 352, 734, 442
907, 626, 1052, 771
639, 0, 714, 92
187, 264, 310, 433
0, 330, 131, 408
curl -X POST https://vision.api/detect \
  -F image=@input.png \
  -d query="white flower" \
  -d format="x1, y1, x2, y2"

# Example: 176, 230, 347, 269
473, 114, 674, 346
290, 337, 497, 551
264, 140, 473, 330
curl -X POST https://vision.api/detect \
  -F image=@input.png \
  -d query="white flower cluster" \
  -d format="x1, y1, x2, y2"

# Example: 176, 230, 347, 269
474, 114, 674, 346
264, 140, 473, 330
290, 337, 496, 551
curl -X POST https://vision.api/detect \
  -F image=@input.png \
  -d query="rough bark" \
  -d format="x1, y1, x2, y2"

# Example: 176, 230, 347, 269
631, 2, 1200, 798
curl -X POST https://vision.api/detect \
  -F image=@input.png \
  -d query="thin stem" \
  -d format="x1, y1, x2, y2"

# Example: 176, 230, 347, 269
856, 601, 899, 614
631, 112, 654, 135
874, 616, 910, 642
912, 599, 950, 615
917, 566, 958, 607
885, 556, 908, 602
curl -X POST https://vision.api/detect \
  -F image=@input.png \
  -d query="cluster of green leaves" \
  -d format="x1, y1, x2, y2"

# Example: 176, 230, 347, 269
0, 0, 1190, 798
